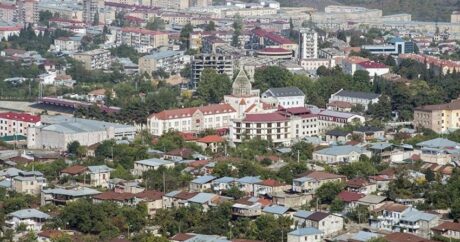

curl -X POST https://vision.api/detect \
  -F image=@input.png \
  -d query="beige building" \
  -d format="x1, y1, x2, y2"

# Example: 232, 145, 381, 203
0, 3, 16, 23
151, 0, 189, 9
13, 173, 47, 195
73, 49, 111, 70
138, 50, 188, 75
115, 27, 169, 53
414, 99, 460, 133
147, 103, 237, 136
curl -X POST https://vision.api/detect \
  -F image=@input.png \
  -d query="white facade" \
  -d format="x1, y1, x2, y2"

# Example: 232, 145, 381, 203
328, 89, 381, 111
299, 28, 318, 60
132, 158, 175, 176
300, 58, 334, 71
0, 112, 41, 137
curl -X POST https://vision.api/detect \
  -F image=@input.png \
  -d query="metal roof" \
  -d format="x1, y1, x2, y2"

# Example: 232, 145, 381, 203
416, 138, 459, 149
288, 227, 323, 236
293, 210, 315, 219
400, 208, 438, 222
135, 158, 174, 167
42, 187, 101, 197
212, 177, 235, 184
8, 209, 50, 220
263, 87, 305, 97
334, 89, 381, 100
262, 205, 289, 215
191, 175, 216, 184
187, 193, 216, 204
237, 176, 262, 184
88, 165, 113, 173
314, 145, 369, 156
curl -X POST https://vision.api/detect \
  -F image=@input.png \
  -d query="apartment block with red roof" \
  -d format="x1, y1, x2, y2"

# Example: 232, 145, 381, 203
147, 103, 237, 136
0, 112, 41, 137
115, 27, 169, 53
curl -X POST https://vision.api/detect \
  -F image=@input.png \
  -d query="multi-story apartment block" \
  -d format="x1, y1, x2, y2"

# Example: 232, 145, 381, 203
191, 54, 234, 88
328, 89, 381, 111
73, 49, 111, 70
138, 51, 188, 75
299, 28, 318, 60
83, 0, 103, 25
0, 112, 41, 137
230, 113, 291, 146
250, 28, 298, 57
151, 0, 190, 9
147, 104, 237, 136
0, 3, 16, 23
115, 27, 169, 53
414, 99, 460, 133
54, 36, 81, 52
23, 0, 38, 24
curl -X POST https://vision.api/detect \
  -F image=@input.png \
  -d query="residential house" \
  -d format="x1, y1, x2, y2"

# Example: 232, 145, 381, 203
237, 176, 262, 195
353, 126, 385, 141
325, 130, 351, 143
262, 205, 292, 218
5, 209, 50, 232
287, 227, 323, 242
397, 208, 440, 237
195, 135, 225, 153
253, 178, 290, 196
212, 177, 236, 193
135, 190, 164, 217
132, 158, 175, 176
162, 190, 198, 208
232, 197, 265, 217
346, 178, 377, 195
357, 194, 387, 210
337, 191, 365, 211
370, 202, 411, 231
328, 89, 381, 111
432, 221, 460, 240
416, 138, 459, 165
87, 165, 113, 188
295, 211, 344, 236
13, 171, 46, 195
189, 175, 216, 192
312, 145, 372, 164
41, 187, 101, 205
292, 171, 346, 193
93, 191, 136, 206
60, 165, 88, 177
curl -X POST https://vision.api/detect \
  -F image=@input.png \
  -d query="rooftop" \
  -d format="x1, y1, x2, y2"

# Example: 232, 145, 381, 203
333, 89, 381, 100
8, 209, 50, 220
0, 112, 40, 123
314, 145, 369, 156
135, 158, 174, 167
288, 227, 323, 236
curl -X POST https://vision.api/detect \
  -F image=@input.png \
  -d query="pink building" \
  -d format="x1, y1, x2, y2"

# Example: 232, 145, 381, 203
0, 112, 41, 137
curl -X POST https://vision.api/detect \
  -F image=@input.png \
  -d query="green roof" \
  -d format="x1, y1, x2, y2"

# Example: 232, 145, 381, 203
0, 135, 26, 142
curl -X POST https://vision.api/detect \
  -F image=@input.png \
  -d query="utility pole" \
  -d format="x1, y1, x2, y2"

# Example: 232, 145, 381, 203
163, 171, 166, 193
297, 150, 300, 163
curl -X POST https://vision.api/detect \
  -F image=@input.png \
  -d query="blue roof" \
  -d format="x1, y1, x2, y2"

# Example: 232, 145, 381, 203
237, 176, 262, 184
369, 142, 393, 150
184, 234, 230, 242
191, 175, 216, 184
0, 179, 11, 188
416, 138, 459, 149
0, 168, 22, 177
288, 227, 323, 236
8, 209, 50, 219
88, 165, 113, 173
188, 193, 216, 204
213, 177, 235, 184
314, 145, 368, 156
389, 37, 404, 43
294, 210, 314, 219
165, 190, 181, 197
352, 231, 381, 241
263, 205, 289, 215
135, 158, 174, 167
293, 177, 314, 183
144, 50, 181, 60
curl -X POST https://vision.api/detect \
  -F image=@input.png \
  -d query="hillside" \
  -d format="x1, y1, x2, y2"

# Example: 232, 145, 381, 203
279, 0, 460, 22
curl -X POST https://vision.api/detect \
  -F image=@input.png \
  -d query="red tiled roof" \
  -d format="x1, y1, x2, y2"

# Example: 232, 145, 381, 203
327, 101, 353, 109
166, 147, 193, 157
346, 177, 371, 188
149, 104, 236, 120
243, 113, 289, 122
60, 165, 88, 175
252, 28, 294, 45
196, 135, 224, 143
432, 221, 460, 232
384, 232, 435, 242
307, 211, 330, 221
258, 178, 285, 187
0, 112, 40, 123
121, 27, 166, 36
170, 233, 195, 241
135, 190, 164, 201
378, 202, 408, 213
358, 60, 387, 69
174, 191, 199, 200
93, 191, 136, 201
338, 191, 365, 202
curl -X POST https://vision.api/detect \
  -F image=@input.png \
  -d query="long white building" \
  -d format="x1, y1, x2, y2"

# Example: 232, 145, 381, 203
27, 116, 136, 150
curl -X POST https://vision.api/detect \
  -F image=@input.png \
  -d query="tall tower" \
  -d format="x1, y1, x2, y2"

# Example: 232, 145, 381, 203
299, 28, 318, 60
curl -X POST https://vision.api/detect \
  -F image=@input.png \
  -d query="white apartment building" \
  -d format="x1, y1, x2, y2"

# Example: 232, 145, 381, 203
230, 112, 291, 146
115, 27, 169, 53
317, 109, 366, 134
0, 112, 41, 137
299, 28, 318, 59
299, 58, 335, 71
54, 36, 81, 52
147, 104, 237, 136
328, 89, 381, 111
261, 87, 305, 108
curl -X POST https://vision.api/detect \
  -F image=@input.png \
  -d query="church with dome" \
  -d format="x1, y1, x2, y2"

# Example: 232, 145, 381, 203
224, 68, 276, 118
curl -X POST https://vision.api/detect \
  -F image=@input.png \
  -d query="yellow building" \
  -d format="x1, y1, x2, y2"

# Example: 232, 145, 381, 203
414, 99, 460, 133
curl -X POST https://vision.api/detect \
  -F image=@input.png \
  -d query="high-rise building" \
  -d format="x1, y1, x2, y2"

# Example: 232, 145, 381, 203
83, 0, 103, 25
191, 54, 234, 88
299, 28, 318, 60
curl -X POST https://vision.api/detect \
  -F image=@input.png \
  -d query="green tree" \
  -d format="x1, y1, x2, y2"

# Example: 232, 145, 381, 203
290, 141, 314, 161
146, 17, 166, 31
231, 15, 243, 47
316, 181, 345, 204
253, 66, 293, 92
39, 10, 53, 26
330, 197, 345, 213
196, 68, 232, 103
93, 12, 100, 25
180, 23, 194, 49
367, 95, 392, 121
67, 141, 81, 155
205, 20, 216, 31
